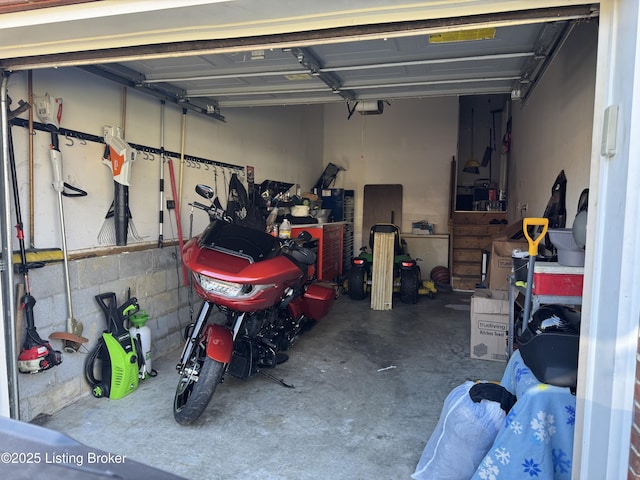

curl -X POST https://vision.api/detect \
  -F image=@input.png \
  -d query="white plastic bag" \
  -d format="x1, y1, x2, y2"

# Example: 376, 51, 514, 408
411, 381, 506, 480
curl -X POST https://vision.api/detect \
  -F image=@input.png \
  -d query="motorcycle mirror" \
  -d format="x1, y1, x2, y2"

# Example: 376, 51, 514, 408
195, 184, 215, 200
297, 231, 312, 242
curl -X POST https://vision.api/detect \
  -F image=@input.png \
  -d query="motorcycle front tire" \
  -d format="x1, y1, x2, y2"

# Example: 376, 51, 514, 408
173, 355, 225, 425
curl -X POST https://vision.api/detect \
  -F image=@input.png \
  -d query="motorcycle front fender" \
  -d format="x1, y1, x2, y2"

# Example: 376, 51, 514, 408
204, 324, 233, 363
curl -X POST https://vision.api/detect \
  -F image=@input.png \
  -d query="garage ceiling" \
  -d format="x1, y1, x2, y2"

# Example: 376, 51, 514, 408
0, 1, 599, 120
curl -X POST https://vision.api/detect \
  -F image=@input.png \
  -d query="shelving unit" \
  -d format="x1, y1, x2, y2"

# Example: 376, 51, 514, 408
450, 211, 507, 290
507, 263, 584, 357
320, 189, 354, 275
342, 193, 355, 274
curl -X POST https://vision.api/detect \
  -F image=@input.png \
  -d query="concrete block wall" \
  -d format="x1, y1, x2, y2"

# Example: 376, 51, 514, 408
16, 246, 192, 422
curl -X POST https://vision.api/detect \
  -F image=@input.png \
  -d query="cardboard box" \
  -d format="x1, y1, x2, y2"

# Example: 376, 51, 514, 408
470, 289, 509, 362
488, 238, 528, 290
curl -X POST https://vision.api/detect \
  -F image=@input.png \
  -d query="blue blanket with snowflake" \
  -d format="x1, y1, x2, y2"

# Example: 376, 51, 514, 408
471, 350, 576, 480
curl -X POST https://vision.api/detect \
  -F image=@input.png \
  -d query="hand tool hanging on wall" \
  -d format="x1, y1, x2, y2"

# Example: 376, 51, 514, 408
170, 103, 189, 286
167, 157, 188, 286
6, 99, 62, 373
33, 93, 87, 353
11, 116, 243, 174
158, 100, 166, 248
101, 125, 138, 246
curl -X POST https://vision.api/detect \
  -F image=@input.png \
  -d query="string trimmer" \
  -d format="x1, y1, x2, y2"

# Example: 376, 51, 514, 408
34, 93, 88, 353
5, 97, 62, 373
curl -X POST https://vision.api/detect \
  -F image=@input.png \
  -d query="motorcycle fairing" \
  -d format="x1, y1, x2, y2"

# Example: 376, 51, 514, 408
204, 324, 233, 363
184, 240, 303, 285
198, 221, 280, 262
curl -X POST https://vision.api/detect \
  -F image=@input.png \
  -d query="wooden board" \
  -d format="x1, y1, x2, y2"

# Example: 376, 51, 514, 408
362, 184, 402, 245
370, 232, 395, 310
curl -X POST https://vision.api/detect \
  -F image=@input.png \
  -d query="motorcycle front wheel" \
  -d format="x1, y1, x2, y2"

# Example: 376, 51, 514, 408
173, 348, 225, 425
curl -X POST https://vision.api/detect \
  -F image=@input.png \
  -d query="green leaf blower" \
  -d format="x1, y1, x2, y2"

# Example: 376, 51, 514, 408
84, 293, 140, 399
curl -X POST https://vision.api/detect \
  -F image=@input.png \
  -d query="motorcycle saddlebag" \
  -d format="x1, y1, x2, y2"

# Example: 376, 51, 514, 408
302, 283, 335, 320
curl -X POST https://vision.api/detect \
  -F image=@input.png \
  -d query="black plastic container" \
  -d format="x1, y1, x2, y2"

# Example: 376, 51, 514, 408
512, 254, 529, 283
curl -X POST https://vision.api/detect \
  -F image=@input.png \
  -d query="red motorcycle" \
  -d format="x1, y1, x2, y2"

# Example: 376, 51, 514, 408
173, 184, 335, 424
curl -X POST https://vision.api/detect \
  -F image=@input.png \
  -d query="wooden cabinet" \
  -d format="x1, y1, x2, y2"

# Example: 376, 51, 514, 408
291, 223, 344, 282
450, 212, 507, 290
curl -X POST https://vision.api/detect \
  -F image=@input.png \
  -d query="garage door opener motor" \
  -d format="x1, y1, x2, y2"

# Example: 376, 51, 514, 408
84, 293, 140, 399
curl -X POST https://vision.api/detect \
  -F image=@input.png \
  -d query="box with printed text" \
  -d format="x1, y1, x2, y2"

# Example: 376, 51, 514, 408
470, 289, 509, 362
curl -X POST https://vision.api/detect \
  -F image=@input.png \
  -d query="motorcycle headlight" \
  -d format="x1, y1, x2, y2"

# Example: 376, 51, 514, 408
193, 273, 273, 298
195, 273, 246, 296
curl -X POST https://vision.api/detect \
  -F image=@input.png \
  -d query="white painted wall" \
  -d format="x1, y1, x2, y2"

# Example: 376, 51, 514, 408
323, 96, 459, 250
508, 21, 597, 224
7, 67, 324, 252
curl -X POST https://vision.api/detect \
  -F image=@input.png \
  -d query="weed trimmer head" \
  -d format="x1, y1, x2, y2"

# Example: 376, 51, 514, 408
49, 331, 88, 353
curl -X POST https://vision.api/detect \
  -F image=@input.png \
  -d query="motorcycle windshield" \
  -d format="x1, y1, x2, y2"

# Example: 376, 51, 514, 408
198, 221, 281, 263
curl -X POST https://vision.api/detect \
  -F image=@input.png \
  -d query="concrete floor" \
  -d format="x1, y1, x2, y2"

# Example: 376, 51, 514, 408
41, 290, 505, 479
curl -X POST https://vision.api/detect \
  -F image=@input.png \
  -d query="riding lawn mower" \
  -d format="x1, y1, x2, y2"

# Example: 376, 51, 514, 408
346, 224, 436, 304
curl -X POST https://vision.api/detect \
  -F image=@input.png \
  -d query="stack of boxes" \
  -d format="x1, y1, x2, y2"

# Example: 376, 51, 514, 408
470, 223, 526, 362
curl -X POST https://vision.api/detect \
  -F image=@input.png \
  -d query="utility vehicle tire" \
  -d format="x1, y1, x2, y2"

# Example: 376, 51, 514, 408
400, 268, 420, 304
348, 267, 367, 300
173, 351, 225, 425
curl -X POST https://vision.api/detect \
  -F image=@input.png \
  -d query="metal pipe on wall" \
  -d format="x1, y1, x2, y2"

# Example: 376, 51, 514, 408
178, 107, 186, 203
121, 86, 127, 137
158, 100, 165, 249
0, 72, 20, 419
28, 71, 34, 248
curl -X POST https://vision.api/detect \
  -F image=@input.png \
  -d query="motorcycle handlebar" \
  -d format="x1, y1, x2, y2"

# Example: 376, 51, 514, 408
189, 201, 231, 223
192, 201, 209, 211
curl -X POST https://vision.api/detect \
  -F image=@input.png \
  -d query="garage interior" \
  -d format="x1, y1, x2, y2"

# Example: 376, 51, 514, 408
0, 1, 626, 479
